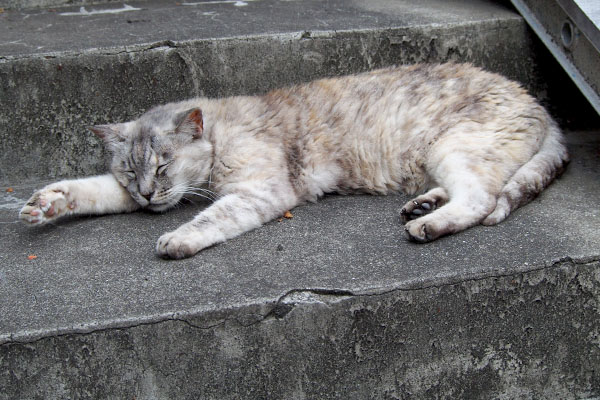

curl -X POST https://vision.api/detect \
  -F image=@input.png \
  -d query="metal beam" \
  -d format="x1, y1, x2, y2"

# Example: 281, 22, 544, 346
512, 0, 600, 115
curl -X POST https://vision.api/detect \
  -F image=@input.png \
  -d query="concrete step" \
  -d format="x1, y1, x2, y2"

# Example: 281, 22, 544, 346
1, 0, 599, 398
1, 0, 584, 182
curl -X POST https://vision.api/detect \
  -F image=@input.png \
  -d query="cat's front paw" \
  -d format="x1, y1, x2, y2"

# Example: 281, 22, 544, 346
156, 226, 206, 259
19, 184, 74, 225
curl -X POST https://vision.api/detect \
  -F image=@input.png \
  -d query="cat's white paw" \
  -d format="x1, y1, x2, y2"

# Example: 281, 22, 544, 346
404, 216, 453, 243
400, 187, 449, 223
404, 219, 433, 243
481, 196, 510, 226
156, 226, 206, 259
19, 184, 74, 225
404, 217, 449, 243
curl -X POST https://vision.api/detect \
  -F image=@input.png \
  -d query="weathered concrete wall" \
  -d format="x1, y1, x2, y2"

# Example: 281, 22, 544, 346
0, 20, 542, 181
1, 259, 598, 399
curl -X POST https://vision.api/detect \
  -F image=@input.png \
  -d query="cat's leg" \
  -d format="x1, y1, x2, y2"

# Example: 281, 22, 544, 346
403, 155, 499, 242
20, 174, 140, 225
400, 187, 449, 222
481, 124, 569, 226
156, 184, 296, 259
403, 187, 496, 242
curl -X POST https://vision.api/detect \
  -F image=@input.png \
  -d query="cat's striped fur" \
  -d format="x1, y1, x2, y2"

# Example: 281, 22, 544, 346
20, 63, 568, 259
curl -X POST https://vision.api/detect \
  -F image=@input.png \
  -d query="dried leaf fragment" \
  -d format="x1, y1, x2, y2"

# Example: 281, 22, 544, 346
6, 187, 14, 193
283, 211, 293, 219
27, 255, 37, 260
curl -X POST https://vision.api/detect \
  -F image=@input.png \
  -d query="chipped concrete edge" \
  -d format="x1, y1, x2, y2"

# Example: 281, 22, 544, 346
0, 17, 524, 62
2, 255, 597, 347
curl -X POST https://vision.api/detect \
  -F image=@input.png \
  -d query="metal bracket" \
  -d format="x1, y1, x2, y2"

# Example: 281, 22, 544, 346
511, 0, 600, 115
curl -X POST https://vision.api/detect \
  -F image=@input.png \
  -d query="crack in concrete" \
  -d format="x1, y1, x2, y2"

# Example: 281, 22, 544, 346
173, 48, 204, 97
350, 255, 600, 297
0, 40, 180, 61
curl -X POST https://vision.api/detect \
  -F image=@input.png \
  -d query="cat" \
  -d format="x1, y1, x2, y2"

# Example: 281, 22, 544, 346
19, 63, 569, 259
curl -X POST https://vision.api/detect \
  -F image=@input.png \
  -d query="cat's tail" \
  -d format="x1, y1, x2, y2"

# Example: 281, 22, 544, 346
482, 119, 569, 225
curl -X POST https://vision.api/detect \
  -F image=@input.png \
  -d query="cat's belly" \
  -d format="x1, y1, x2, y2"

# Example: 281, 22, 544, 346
321, 145, 429, 196
298, 116, 430, 198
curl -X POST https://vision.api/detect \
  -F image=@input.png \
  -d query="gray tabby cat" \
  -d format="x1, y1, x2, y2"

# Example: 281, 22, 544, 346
20, 64, 568, 259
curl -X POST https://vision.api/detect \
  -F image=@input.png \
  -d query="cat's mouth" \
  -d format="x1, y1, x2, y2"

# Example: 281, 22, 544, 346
126, 186, 182, 210
146, 201, 175, 212
128, 193, 176, 212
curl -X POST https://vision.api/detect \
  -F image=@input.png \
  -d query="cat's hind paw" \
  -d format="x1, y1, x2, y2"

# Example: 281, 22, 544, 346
404, 220, 433, 243
404, 218, 453, 243
400, 187, 448, 223
19, 185, 74, 225
400, 199, 434, 222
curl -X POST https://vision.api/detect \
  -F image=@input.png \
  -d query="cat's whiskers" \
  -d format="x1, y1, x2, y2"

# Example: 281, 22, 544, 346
207, 165, 215, 190
190, 178, 221, 200
186, 187, 221, 202
169, 182, 220, 203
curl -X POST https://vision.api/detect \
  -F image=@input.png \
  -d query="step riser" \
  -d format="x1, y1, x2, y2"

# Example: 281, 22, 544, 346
3, 260, 597, 399
0, 21, 539, 182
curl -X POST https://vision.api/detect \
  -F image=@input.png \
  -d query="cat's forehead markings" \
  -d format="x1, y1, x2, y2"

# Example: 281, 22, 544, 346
150, 135, 162, 151
130, 136, 147, 165
126, 155, 134, 170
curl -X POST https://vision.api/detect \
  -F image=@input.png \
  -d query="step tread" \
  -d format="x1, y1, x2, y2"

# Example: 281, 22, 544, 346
0, 0, 520, 58
1, 130, 598, 345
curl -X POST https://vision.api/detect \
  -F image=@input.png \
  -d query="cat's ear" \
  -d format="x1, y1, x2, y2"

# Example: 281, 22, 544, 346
174, 108, 203, 139
89, 124, 127, 144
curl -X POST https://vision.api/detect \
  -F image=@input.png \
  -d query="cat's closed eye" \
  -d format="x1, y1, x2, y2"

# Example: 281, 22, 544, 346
157, 164, 169, 175
124, 171, 136, 180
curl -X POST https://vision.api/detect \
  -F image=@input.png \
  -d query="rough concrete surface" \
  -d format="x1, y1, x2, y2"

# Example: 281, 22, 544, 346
0, 0, 521, 56
0, 131, 599, 399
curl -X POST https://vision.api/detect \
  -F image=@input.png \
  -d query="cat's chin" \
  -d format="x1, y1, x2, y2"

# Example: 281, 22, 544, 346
146, 202, 176, 213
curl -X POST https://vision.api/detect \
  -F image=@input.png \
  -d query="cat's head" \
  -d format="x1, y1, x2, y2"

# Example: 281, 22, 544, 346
90, 106, 213, 211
